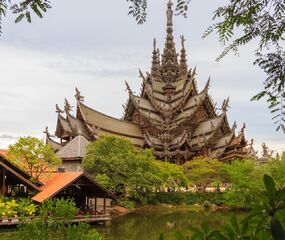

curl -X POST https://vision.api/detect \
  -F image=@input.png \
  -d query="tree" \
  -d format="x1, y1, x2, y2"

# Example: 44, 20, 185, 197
183, 156, 226, 192
0, 0, 50, 35
223, 159, 265, 208
8, 136, 61, 180
155, 160, 188, 190
83, 136, 162, 203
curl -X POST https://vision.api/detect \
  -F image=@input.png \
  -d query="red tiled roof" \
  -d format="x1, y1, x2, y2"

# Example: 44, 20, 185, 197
0, 149, 8, 157
32, 172, 82, 203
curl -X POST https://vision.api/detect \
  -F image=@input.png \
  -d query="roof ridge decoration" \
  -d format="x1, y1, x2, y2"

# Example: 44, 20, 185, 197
75, 87, 84, 102
64, 98, 73, 114
55, 104, 64, 114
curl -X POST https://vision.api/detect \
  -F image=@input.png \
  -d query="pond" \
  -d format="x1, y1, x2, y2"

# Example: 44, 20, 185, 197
0, 207, 248, 240
95, 207, 248, 240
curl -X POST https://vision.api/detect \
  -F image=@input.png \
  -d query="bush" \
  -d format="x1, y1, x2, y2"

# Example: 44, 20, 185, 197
148, 192, 226, 206
15, 199, 104, 240
0, 198, 37, 218
118, 198, 136, 209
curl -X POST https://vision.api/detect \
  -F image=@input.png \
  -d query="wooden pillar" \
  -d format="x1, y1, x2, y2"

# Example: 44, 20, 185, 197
94, 197, 97, 214
1, 169, 6, 196
103, 197, 106, 214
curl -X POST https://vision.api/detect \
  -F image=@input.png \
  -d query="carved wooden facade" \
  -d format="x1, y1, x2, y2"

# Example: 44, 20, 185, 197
46, 1, 256, 165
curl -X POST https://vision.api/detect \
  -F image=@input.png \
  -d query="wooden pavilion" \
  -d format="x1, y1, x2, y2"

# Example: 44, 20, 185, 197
32, 172, 116, 214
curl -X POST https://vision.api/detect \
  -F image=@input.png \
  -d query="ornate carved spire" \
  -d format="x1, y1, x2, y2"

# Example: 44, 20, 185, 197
75, 87, 84, 102
161, 0, 179, 83
151, 38, 161, 79
55, 104, 64, 114
179, 35, 188, 76
64, 98, 73, 114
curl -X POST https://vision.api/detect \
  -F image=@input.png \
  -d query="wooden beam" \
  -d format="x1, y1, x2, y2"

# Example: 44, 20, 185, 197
103, 197, 106, 214
95, 197, 97, 214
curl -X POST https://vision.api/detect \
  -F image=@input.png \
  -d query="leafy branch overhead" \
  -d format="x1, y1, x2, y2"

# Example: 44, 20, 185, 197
126, 0, 190, 24
0, 0, 50, 34
203, 0, 285, 132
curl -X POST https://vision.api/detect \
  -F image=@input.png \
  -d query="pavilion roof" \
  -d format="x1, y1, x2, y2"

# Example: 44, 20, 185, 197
0, 154, 42, 191
32, 172, 116, 203
0, 149, 8, 157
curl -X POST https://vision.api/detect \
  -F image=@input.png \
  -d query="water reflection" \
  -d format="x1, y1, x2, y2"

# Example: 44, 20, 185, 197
96, 208, 247, 240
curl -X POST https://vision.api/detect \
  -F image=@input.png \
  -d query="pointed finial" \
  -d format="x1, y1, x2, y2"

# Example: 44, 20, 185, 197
241, 122, 246, 133
43, 126, 50, 137
192, 66, 197, 76
55, 104, 64, 114
250, 138, 254, 147
180, 35, 185, 49
64, 98, 73, 113
139, 69, 145, 79
125, 81, 133, 95
153, 38, 156, 50
232, 121, 237, 131
204, 77, 211, 92
75, 87, 84, 102
222, 97, 230, 112
167, 0, 173, 27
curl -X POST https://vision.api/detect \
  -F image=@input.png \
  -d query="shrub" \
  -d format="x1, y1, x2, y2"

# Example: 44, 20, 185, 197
118, 198, 136, 209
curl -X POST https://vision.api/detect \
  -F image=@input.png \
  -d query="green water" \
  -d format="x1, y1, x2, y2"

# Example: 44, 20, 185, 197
0, 207, 247, 240
96, 207, 247, 240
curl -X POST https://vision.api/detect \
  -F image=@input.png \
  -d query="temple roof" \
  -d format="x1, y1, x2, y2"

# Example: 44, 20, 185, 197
46, 1, 254, 164
78, 102, 145, 147
56, 135, 89, 160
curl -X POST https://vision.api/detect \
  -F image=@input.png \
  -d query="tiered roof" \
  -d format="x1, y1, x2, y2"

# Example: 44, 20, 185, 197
46, 1, 256, 165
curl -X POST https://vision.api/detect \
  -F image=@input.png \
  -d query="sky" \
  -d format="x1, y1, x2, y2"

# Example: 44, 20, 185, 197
0, 0, 284, 155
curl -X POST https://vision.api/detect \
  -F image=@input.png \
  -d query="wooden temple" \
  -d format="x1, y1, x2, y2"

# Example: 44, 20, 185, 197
45, 1, 256, 167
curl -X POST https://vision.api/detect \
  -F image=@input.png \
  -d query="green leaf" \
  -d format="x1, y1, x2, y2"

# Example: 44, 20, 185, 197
263, 174, 276, 204
15, 13, 25, 23
270, 218, 285, 240
25, 11, 31, 23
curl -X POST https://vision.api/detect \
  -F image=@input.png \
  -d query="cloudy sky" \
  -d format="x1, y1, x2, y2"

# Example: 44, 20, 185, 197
0, 0, 284, 154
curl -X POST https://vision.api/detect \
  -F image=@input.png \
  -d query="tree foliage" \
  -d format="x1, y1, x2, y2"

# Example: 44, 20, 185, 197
126, 0, 190, 24
83, 136, 162, 203
174, 174, 285, 240
8, 136, 61, 180
0, 0, 50, 35
183, 156, 226, 192
223, 160, 265, 208
203, 0, 285, 132
15, 198, 103, 240
83, 136, 187, 204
